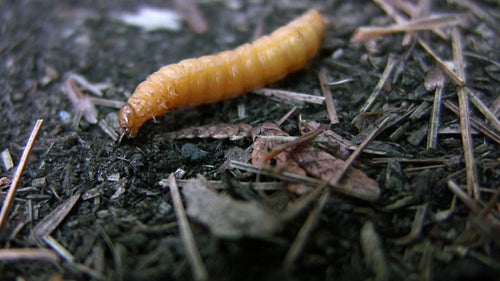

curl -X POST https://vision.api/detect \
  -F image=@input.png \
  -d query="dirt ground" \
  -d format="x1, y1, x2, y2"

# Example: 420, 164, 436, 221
1, 0, 499, 280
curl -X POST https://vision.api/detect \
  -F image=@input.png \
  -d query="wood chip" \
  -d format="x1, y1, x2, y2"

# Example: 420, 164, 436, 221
1, 149, 14, 171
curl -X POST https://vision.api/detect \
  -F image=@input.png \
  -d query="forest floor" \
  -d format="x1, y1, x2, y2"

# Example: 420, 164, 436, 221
1, 0, 499, 280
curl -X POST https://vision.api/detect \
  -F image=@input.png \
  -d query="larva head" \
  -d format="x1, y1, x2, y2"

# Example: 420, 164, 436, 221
119, 103, 140, 138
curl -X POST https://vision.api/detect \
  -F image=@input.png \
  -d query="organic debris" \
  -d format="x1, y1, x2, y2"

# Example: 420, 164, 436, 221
113, 6, 183, 32
156, 123, 253, 141
251, 122, 380, 199
1, 1, 500, 280
173, 175, 282, 239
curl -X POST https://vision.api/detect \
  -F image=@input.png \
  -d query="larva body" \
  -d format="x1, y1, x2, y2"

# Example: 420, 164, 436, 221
120, 10, 326, 137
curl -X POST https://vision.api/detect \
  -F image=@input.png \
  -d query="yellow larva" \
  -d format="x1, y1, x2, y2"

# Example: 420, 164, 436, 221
119, 10, 326, 137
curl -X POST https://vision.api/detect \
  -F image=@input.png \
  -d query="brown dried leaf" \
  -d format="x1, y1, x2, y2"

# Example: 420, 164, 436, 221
291, 145, 380, 201
251, 122, 311, 194
251, 122, 380, 200
181, 176, 282, 239
158, 123, 253, 141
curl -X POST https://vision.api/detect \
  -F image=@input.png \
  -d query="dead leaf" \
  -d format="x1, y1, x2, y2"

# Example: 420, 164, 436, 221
251, 122, 311, 194
291, 145, 380, 201
181, 176, 282, 239
251, 122, 380, 200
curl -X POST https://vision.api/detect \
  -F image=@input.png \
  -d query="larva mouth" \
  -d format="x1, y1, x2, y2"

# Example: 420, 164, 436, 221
119, 103, 139, 137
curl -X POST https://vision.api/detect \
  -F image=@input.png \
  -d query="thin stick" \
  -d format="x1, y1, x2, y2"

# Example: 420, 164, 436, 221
168, 173, 208, 281
260, 124, 327, 165
394, 203, 428, 245
87, 97, 125, 108
281, 116, 390, 271
452, 27, 479, 199
467, 88, 500, 133
351, 14, 461, 42
480, 185, 500, 219
42, 235, 75, 262
448, 180, 500, 231
447, 0, 499, 33
276, 106, 298, 127
283, 189, 330, 273
279, 182, 327, 222
444, 100, 500, 145
426, 65, 446, 149
0, 119, 43, 229
427, 84, 444, 149
447, 180, 482, 214
369, 0, 450, 41
97, 224, 123, 281
340, 116, 391, 182
0, 248, 58, 263
359, 54, 398, 113
373, 0, 408, 24
418, 39, 465, 86
254, 88, 325, 105
318, 68, 339, 124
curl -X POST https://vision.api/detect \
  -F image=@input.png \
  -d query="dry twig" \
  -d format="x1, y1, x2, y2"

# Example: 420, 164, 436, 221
452, 26, 479, 199
0, 248, 59, 263
259, 123, 327, 165
253, 88, 325, 105
0, 119, 43, 229
281, 116, 390, 271
283, 189, 330, 273
467, 89, 500, 133
351, 13, 462, 42
448, 0, 499, 32
166, 174, 209, 281
447, 180, 500, 231
318, 68, 339, 124
359, 54, 398, 113
418, 39, 465, 86
276, 106, 298, 127
394, 203, 428, 245
426, 66, 445, 149
444, 100, 500, 145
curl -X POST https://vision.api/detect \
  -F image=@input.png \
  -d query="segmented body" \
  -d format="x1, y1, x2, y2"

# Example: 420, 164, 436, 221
119, 10, 325, 137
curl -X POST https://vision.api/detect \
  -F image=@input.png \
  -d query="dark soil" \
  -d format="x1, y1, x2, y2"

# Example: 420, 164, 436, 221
1, 0, 499, 280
